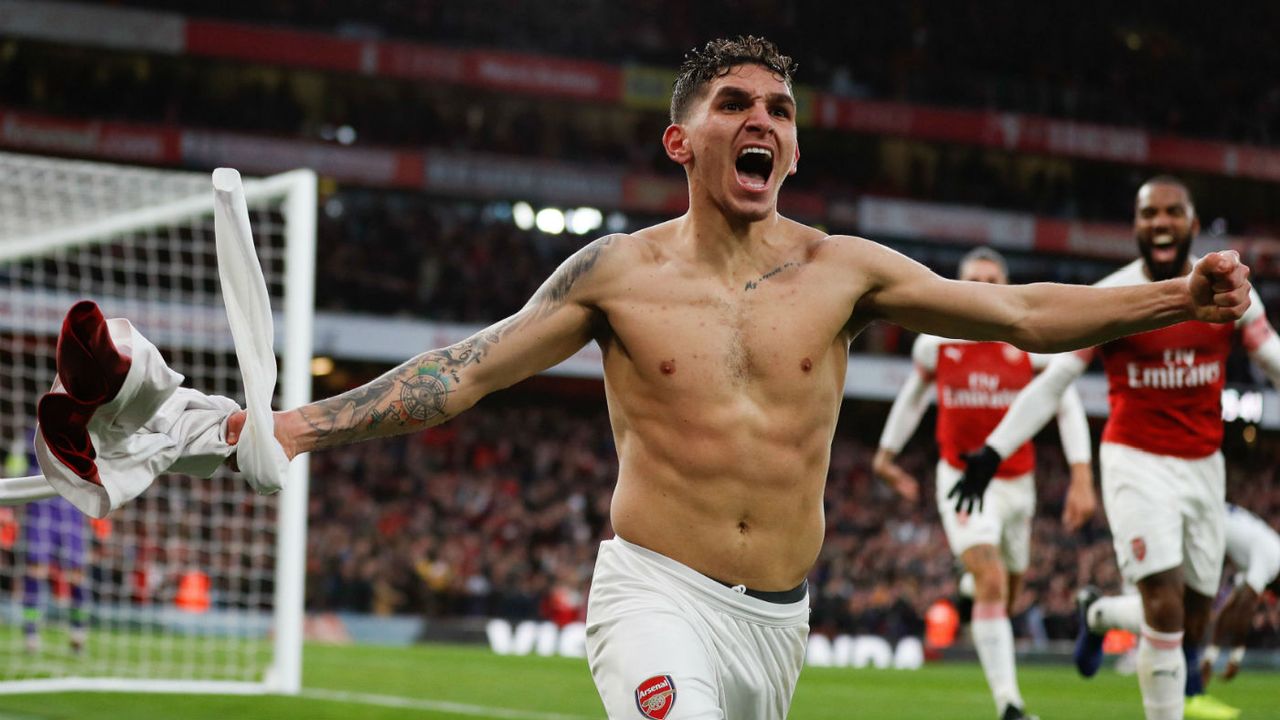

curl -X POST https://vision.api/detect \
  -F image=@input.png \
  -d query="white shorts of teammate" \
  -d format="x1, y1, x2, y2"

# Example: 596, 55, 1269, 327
1100, 442, 1225, 596
585, 537, 809, 720
935, 461, 1035, 572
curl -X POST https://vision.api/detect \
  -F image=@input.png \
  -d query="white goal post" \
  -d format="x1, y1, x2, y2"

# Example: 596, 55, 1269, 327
0, 151, 315, 695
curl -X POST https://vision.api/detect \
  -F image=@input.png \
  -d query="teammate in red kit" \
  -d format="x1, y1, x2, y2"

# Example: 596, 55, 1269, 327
952, 177, 1280, 720
875, 247, 1095, 720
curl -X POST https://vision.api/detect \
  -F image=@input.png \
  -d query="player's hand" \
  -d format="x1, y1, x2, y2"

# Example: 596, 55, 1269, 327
222, 410, 245, 472
225, 408, 303, 462
950, 445, 1001, 514
1188, 250, 1251, 323
872, 449, 919, 502
225, 410, 246, 447
1061, 462, 1097, 531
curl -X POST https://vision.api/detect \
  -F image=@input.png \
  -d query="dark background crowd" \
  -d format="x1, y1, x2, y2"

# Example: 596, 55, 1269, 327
75, 1, 1280, 149
2, 0, 1279, 649
299, 385, 1280, 648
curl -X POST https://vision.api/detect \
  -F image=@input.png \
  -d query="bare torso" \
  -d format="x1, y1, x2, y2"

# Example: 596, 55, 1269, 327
593, 217, 863, 589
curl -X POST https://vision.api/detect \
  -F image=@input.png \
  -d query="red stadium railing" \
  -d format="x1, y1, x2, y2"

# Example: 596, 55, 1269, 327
3, 106, 1279, 267
4, 0, 1280, 182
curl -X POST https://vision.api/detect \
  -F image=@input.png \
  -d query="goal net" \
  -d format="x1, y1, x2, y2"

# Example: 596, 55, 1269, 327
0, 151, 315, 694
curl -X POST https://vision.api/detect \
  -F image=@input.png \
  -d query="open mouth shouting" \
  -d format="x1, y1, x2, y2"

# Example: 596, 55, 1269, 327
1149, 233, 1180, 263
735, 146, 773, 192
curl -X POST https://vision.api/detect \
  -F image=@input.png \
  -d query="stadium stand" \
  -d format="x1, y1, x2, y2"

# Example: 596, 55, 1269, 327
1, 0, 1278, 660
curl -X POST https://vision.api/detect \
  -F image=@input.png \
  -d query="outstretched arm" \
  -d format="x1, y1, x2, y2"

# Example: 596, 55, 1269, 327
988, 352, 1090, 458
249, 235, 620, 458
850, 240, 1251, 353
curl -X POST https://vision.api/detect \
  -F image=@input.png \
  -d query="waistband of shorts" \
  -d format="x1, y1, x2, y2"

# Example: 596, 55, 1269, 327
708, 575, 808, 604
1100, 441, 1223, 463
607, 536, 810, 624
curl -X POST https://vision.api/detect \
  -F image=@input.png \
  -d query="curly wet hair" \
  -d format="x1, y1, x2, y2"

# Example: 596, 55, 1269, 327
669, 36, 797, 123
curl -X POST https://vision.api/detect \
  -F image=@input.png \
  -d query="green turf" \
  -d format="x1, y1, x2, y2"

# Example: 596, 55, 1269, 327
0, 626, 270, 683
0, 642, 1274, 718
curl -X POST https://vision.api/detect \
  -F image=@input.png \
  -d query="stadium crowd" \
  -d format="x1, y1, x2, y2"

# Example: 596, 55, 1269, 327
300, 394, 1280, 648
6, 17, 1280, 230
4, 0, 1279, 655
92, 1, 1280, 149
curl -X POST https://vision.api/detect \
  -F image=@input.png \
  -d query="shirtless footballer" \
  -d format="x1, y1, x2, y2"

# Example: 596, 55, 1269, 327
951, 177, 1280, 720
227, 40, 1253, 719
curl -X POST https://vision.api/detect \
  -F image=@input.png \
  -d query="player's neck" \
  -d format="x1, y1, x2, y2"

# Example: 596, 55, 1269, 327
1140, 259, 1193, 282
682, 194, 782, 258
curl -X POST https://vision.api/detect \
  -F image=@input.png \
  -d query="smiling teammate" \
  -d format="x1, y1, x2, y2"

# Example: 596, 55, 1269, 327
952, 177, 1280, 720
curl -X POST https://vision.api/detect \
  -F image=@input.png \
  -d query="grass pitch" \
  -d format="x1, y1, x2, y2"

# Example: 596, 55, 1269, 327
0, 643, 1274, 719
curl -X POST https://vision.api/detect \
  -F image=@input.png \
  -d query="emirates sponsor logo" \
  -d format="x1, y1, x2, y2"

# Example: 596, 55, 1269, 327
1125, 349, 1221, 390
943, 372, 1018, 408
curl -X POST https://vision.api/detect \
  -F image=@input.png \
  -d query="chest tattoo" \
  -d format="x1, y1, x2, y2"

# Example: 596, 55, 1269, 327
744, 261, 801, 291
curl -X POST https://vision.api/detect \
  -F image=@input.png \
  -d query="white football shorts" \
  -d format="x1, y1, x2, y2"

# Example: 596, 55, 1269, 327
1100, 442, 1225, 596
585, 537, 809, 720
935, 461, 1035, 573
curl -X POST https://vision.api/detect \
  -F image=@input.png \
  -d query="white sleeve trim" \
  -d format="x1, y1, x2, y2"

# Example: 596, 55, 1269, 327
1247, 333, 1280, 390
1055, 384, 1092, 465
987, 352, 1089, 458
878, 368, 933, 454
1235, 287, 1266, 329
911, 334, 942, 372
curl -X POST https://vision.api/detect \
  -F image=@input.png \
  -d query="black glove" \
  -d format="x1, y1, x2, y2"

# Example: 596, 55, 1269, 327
948, 445, 1002, 514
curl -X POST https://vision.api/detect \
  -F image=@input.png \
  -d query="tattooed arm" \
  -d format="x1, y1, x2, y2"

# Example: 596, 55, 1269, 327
262, 235, 620, 458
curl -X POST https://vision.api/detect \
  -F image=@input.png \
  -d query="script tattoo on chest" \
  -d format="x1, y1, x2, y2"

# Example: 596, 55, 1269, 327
744, 261, 800, 291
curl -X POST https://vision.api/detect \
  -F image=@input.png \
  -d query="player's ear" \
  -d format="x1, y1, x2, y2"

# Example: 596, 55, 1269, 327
663, 124, 692, 165
1190, 213, 1201, 237
788, 145, 799, 176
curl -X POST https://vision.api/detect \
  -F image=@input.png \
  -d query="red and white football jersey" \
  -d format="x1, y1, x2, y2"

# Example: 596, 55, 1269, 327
1086, 259, 1266, 458
916, 337, 1037, 478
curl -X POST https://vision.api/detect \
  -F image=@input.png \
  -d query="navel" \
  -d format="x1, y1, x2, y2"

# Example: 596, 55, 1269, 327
800, 357, 813, 372
660, 359, 676, 375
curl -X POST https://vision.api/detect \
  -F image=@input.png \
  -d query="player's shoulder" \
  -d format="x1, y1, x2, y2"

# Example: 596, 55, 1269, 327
538, 231, 650, 304
911, 333, 945, 369
808, 233, 925, 284
809, 232, 886, 260
570, 229, 655, 275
